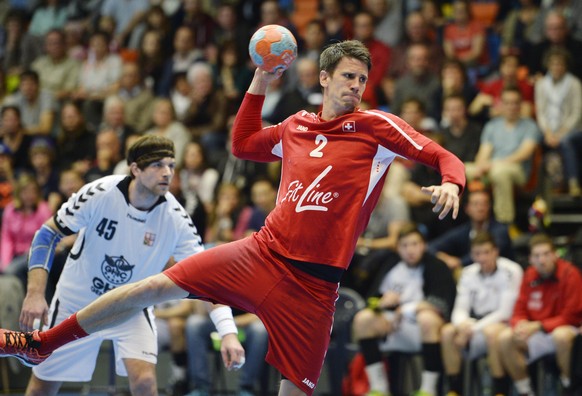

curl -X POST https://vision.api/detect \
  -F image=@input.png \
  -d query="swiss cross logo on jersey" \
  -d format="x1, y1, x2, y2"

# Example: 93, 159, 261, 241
144, 232, 156, 246
342, 121, 356, 132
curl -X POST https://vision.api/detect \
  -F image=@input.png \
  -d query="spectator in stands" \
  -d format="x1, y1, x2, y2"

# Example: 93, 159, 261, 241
523, 10, 582, 80
534, 47, 582, 196
443, 0, 489, 76
267, 57, 322, 124
54, 101, 96, 175
429, 188, 514, 271
0, 66, 8, 107
389, 11, 443, 81
214, 40, 254, 114
241, 177, 277, 237
31, 29, 80, 102
155, 300, 203, 396
171, 0, 217, 51
84, 129, 122, 183
73, 30, 122, 129
127, 5, 172, 55
169, 72, 192, 122
544, 0, 582, 42
211, 2, 251, 55
344, 192, 410, 296
319, 0, 353, 43
98, 95, 135, 157
205, 182, 246, 245
432, 59, 478, 122
392, 43, 440, 116
351, 10, 391, 109
496, 233, 582, 396
0, 143, 14, 222
469, 54, 534, 121
465, 87, 541, 225
183, 61, 228, 156
5, 70, 56, 136
1, 173, 52, 288
439, 94, 482, 163
2, 9, 43, 79
441, 232, 523, 396
500, 0, 543, 57
179, 140, 219, 217
137, 29, 166, 95
364, 0, 403, 48
0, 105, 35, 175
28, 137, 60, 212
28, 0, 68, 37
145, 98, 190, 168
185, 307, 268, 396
100, 0, 150, 48
158, 26, 204, 97
115, 61, 156, 133
352, 224, 456, 396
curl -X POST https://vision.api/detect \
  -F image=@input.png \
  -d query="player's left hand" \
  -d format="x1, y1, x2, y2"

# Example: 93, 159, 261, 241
220, 333, 246, 371
421, 182, 461, 220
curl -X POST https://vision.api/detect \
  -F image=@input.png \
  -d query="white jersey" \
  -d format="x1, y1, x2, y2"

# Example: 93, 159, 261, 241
378, 261, 425, 306
53, 175, 203, 312
452, 257, 523, 331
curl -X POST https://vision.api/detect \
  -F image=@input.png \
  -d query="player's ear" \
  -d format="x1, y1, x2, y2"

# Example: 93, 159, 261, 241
129, 162, 140, 178
320, 70, 329, 87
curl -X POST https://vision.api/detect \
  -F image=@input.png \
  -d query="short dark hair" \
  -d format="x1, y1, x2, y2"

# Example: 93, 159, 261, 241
127, 135, 175, 173
397, 222, 425, 242
528, 233, 554, 251
471, 231, 497, 249
20, 70, 40, 84
320, 40, 372, 76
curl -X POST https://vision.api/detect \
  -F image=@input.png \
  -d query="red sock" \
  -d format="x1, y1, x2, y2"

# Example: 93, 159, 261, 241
38, 313, 89, 354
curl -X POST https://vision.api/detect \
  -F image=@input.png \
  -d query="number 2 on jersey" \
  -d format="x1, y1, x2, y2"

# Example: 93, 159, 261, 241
309, 134, 328, 158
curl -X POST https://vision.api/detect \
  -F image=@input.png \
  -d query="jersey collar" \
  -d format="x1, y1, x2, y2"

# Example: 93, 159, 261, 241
117, 176, 167, 212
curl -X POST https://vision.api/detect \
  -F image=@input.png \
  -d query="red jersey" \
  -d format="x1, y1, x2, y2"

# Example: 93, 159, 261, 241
232, 93, 465, 269
510, 259, 582, 332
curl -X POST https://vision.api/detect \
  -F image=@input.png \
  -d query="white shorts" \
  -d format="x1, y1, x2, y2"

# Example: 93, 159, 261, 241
526, 330, 557, 363
379, 312, 422, 353
33, 300, 158, 382
465, 330, 487, 361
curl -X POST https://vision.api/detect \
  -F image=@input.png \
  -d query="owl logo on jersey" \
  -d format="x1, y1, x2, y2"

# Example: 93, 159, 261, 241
101, 254, 135, 285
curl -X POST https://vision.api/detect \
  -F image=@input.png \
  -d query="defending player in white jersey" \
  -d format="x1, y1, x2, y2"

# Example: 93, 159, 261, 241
18, 135, 243, 396
441, 231, 523, 396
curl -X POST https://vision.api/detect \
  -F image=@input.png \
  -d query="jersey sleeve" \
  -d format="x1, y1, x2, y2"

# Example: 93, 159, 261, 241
231, 93, 284, 162
370, 111, 466, 193
54, 178, 110, 235
169, 203, 204, 261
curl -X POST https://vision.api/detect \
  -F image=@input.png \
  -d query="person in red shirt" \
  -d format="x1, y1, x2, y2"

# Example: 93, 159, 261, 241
0, 40, 465, 396
495, 233, 582, 396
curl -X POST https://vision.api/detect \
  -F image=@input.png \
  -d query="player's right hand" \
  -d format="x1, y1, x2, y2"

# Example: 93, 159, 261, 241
19, 292, 49, 332
220, 333, 246, 371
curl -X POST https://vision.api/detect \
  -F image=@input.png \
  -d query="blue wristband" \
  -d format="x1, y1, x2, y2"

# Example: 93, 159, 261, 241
28, 224, 63, 272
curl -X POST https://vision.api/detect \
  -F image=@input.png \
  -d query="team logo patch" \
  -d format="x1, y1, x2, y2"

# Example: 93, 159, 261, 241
342, 121, 356, 132
102, 254, 134, 285
144, 232, 156, 246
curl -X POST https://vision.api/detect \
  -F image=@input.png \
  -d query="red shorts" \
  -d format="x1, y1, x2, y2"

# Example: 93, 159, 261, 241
164, 232, 339, 395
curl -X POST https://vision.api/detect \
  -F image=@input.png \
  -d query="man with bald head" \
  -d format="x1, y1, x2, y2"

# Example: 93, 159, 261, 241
523, 10, 582, 80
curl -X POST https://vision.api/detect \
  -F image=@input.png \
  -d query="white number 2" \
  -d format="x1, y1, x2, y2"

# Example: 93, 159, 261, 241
309, 134, 328, 158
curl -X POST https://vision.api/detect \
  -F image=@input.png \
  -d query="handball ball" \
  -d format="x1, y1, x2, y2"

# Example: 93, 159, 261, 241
249, 24, 298, 73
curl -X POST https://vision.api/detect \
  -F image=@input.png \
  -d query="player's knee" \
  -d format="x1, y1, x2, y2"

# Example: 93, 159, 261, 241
552, 326, 576, 349
416, 309, 443, 333
25, 376, 61, 396
441, 323, 456, 342
352, 308, 378, 338
497, 327, 514, 348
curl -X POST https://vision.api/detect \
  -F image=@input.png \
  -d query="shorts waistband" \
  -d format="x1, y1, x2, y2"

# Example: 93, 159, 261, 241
286, 258, 344, 283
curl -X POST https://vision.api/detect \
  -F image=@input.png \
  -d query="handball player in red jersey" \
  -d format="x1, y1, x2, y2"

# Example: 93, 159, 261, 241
1, 40, 465, 396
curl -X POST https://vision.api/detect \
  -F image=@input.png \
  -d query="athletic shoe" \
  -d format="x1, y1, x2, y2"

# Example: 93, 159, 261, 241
0, 329, 50, 367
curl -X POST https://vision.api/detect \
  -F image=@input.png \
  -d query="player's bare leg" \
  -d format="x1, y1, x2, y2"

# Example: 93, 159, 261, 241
278, 378, 306, 396
125, 358, 158, 396
77, 273, 188, 334
25, 374, 62, 396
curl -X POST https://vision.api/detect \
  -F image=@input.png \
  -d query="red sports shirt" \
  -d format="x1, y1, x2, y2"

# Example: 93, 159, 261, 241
233, 93, 466, 269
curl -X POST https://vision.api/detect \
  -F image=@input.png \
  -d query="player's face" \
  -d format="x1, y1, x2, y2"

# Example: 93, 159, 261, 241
471, 243, 498, 274
397, 233, 425, 267
529, 243, 557, 279
321, 57, 368, 115
137, 157, 176, 196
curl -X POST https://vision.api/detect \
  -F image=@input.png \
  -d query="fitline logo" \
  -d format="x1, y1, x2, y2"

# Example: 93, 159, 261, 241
280, 166, 339, 212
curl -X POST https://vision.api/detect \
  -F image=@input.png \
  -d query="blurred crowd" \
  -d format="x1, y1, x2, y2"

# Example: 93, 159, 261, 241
0, 0, 582, 394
